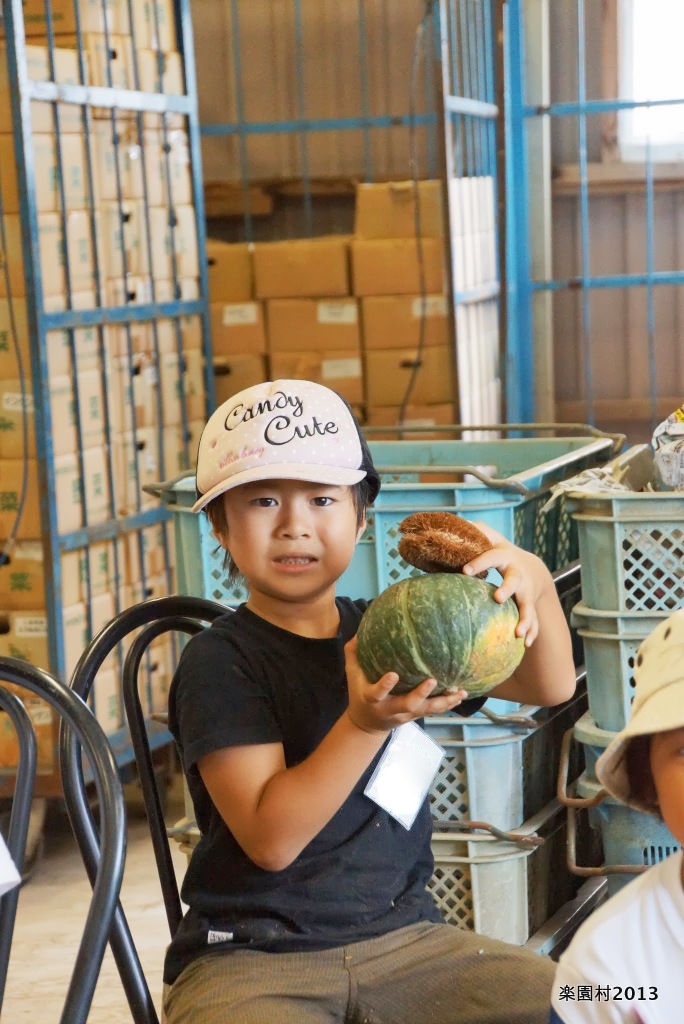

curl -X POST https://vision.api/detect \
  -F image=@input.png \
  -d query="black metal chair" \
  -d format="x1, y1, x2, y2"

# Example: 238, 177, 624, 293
62, 595, 227, 1024
0, 658, 126, 1024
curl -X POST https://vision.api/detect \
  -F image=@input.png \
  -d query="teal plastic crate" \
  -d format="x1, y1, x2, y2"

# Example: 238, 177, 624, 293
573, 711, 614, 782
154, 431, 617, 606
424, 688, 587, 832
429, 799, 577, 945
577, 775, 681, 897
567, 445, 684, 613
571, 604, 670, 732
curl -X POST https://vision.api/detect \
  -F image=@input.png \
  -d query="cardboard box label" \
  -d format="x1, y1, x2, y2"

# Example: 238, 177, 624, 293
322, 357, 362, 380
222, 303, 258, 326
28, 703, 52, 726
2, 392, 34, 413
317, 301, 357, 325
411, 296, 448, 319
14, 615, 48, 637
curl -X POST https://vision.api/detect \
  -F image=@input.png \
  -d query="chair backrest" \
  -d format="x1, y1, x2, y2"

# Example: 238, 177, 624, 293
64, 595, 226, 1024
0, 658, 126, 1024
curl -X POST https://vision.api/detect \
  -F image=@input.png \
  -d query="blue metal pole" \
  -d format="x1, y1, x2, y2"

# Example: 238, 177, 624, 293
576, 0, 594, 425
644, 137, 658, 430
4, 0, 66, 678
503, 0, 535, 421
228, 0, 255, 242
357, 0, 373, 183
173, 0, 214, 413
293, 0, 313, 235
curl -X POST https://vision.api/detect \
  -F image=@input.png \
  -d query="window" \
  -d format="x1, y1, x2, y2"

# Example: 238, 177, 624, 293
618, 0, 684, 161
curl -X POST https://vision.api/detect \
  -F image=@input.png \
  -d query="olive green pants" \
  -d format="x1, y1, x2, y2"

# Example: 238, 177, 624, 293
163, 921, 556, 1024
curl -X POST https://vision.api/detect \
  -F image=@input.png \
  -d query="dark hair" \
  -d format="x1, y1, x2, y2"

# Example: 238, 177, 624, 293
625, 735, 660, 815
205, 478, 374, 587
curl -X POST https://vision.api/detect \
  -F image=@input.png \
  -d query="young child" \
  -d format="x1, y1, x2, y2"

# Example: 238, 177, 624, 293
551, 609, 684, 1024
163, 379, 577, 1024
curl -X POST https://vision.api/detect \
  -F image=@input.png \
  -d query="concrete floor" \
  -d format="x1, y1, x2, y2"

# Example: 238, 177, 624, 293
3, 781, 187, 1023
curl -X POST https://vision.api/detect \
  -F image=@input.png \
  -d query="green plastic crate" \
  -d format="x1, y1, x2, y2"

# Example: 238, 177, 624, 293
577, 775, 681, 897
567, 445, 684, 613
571, 604, 669, 732
573, 710, 614, 782
152, 430, 617, 607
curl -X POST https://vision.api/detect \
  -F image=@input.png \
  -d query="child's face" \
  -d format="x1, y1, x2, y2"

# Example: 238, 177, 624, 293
649, 726, 684, 847
218, 478, 364, 611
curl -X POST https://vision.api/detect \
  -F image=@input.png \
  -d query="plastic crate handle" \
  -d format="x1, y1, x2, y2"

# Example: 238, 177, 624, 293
433, 819, 544, 848
372, 463, 533, 494
557, 728, 647, 879
364, 422, 626, 455
143, 472, 195, 501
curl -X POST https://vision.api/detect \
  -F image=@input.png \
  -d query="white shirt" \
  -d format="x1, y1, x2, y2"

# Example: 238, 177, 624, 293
551, 851, 684, 1023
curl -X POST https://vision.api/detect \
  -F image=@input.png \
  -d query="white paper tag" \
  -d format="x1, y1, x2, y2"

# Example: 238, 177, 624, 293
317, 301, 358, 325
322, 357, 361, 380
411, 295, 447, 319
223, 303, 258, 326
14, 615, 48, 638
364, 721, 444, 830
0, 833, 21, 898
2, 392, 34, 413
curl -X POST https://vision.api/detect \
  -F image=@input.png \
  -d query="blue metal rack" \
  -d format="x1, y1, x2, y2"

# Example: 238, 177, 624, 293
0, 0, 214, 796
196, 1, 508, 430
198, 0, 443, 239
504, 0, 684, 428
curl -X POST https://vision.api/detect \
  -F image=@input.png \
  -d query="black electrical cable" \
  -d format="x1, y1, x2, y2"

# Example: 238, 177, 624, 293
397, 1, 436, 429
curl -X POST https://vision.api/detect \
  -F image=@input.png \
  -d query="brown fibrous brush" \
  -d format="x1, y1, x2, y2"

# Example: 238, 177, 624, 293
397, 511, 493, 575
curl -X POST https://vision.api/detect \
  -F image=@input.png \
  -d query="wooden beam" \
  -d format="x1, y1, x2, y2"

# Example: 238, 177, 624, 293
557, 396, 682, 422
553, 163, 684, 195
204, 183, 274, 219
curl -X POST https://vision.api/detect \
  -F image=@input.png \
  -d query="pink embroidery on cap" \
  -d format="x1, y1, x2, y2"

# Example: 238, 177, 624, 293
217, 446, 265, 470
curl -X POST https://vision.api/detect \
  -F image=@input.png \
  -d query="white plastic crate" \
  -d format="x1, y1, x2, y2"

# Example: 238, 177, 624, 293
567, 445, 684, 613
429, 799, 577, 944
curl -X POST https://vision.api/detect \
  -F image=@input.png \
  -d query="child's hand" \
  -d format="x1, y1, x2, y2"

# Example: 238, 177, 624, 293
460, 521, 551, 647
343, 636, 468, 735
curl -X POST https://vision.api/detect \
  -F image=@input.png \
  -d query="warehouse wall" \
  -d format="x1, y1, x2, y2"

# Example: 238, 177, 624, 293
193, 0, 436, 188
548, 0, 684, 429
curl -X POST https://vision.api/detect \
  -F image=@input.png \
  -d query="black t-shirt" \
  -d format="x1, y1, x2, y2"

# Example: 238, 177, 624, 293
164, 598, 485, 985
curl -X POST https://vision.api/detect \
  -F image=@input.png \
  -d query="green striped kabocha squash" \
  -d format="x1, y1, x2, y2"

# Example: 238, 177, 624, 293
356, 572, 525, 697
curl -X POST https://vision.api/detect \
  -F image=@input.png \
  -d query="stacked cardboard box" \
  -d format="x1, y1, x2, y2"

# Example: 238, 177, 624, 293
257, 236, 362, 408
351, 181, 456, 431
205, 239, 267, 405
0, 1, 190, 761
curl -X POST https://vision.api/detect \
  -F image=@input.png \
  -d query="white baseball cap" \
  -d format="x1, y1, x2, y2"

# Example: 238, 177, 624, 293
193, 379, 381, 513
596, 608, 684, 814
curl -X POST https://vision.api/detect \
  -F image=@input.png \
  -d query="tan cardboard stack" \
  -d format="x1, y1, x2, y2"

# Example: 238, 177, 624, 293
352, 181, 456, 434
206, 239, 268, 404
257, 236, 363, 415
0, 0, 195, 763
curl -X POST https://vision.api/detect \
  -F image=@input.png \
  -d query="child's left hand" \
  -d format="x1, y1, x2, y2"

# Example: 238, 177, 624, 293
460, 521, 551, 647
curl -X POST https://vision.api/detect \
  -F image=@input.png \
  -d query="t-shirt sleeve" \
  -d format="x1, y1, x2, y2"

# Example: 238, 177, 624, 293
168, 628, 282, 776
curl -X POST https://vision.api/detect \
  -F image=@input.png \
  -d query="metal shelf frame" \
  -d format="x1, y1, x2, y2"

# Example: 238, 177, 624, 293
1, 0, 214, 789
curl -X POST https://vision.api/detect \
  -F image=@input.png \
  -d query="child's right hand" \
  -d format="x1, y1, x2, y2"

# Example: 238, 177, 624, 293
343, 636, 468, 735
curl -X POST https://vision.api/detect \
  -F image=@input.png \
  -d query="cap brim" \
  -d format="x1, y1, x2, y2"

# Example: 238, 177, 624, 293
596, 683, 684, 814
193, 463, 367, 513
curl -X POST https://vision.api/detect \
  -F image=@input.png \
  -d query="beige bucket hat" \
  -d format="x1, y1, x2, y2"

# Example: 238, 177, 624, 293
596, 607, 684, 815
